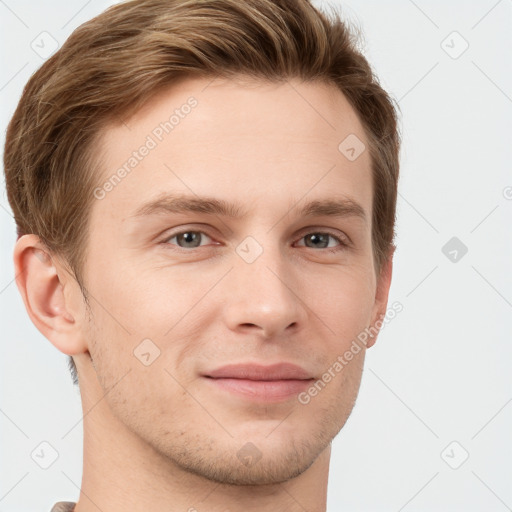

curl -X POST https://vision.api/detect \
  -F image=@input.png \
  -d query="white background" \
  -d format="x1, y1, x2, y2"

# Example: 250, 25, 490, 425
1, 1, 511, 510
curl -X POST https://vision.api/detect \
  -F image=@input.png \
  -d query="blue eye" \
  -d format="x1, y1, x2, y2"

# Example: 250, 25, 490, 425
296, 232, 346, 250
161, 229, 348, 252
164, 231, 213, 249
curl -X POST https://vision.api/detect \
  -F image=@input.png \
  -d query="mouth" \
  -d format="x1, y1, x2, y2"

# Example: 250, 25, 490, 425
202, 362, 315, 402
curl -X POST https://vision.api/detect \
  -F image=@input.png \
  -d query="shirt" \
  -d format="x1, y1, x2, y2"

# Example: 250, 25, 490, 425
50, 502, 76, 512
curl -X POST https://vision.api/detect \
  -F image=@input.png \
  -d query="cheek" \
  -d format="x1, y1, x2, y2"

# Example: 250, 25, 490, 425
102, 259, 223, 334
86, 304, 191, 418
305, 266, 376, 344
85, 264, 185, 340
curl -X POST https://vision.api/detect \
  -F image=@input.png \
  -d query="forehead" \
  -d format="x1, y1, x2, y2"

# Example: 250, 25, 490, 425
91, 76, 372, 225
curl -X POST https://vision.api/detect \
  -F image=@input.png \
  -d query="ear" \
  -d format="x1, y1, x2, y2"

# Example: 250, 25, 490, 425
13, 234, 89, 356
366, 246, 394, 349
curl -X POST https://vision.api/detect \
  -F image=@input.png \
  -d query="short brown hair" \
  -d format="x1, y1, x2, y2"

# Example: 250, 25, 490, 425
3, 0, 401, 386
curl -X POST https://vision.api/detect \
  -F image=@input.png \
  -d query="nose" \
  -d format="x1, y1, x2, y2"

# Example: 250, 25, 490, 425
221, 241, 307, 340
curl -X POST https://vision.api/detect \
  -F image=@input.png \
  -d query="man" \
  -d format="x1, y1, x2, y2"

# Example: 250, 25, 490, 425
4, 0, 400, 510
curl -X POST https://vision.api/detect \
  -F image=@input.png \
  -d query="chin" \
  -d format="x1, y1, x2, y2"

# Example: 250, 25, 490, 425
162, 429, 330, 486
179, 449, 316, 486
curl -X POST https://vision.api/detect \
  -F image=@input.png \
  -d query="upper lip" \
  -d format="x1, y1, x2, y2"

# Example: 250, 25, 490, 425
204, 363, 314, 381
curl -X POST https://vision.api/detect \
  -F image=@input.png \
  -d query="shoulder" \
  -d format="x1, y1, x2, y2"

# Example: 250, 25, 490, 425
50, 502, 76, 512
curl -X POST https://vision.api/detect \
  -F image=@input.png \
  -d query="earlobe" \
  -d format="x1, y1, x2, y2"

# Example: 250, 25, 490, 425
366, 247, 395, 349
13, 234, 88, 356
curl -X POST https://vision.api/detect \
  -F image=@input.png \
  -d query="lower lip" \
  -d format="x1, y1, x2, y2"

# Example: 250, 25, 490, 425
204, 377, 314, 402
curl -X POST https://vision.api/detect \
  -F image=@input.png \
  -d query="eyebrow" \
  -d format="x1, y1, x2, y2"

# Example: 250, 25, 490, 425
131, 193, 367, 223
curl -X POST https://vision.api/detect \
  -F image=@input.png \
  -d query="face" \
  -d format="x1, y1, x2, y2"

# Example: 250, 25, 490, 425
79, 76, 390, 485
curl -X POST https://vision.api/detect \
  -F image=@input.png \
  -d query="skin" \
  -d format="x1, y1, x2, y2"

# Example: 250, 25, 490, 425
14, 76, 393, 512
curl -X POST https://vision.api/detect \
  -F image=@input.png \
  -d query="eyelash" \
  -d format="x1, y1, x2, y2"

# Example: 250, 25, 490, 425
160, 228, 349, 253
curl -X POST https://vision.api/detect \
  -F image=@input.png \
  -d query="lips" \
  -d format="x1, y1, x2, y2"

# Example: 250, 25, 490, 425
205, 362, 314, 380
203, 363, 315, 402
